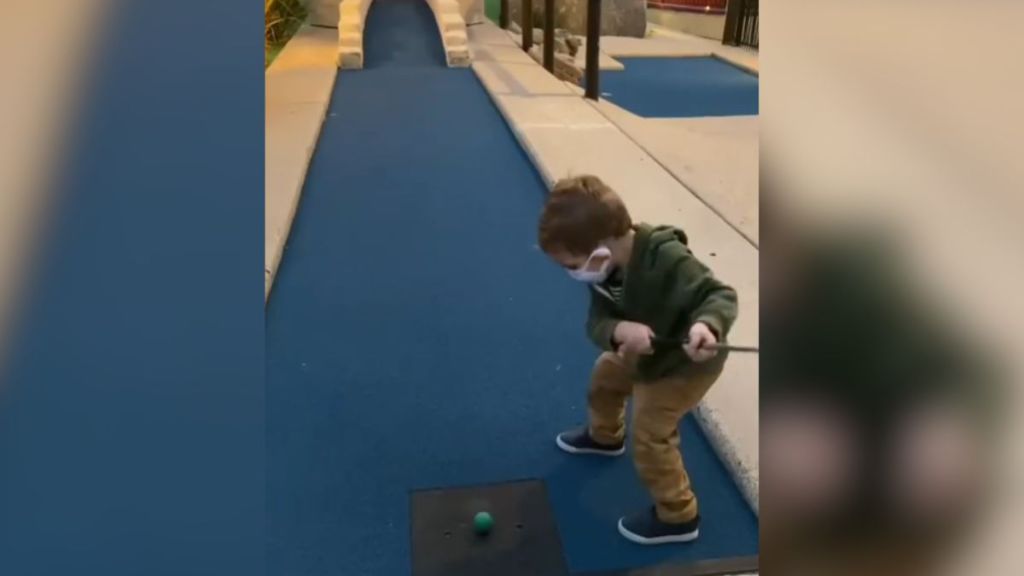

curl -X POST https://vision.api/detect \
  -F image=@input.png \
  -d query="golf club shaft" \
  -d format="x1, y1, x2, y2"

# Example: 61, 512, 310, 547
652, 337, 759, 354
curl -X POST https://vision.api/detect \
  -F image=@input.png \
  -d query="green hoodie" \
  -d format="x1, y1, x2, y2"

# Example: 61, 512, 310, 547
587, 224, 739, 381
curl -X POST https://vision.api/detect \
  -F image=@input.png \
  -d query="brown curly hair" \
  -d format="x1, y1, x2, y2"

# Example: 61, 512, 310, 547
538, 175, 632, 256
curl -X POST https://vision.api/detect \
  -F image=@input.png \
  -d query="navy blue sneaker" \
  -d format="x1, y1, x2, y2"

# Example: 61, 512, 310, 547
555, 427, 625, 456
617, 507, 700, 545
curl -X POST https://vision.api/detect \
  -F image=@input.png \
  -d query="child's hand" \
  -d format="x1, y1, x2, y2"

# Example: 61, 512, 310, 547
684, 322, 718, 362
613, 321, 655, 357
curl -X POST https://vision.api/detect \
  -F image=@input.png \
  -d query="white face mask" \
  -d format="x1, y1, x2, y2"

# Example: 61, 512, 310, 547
568, 246, 613, 283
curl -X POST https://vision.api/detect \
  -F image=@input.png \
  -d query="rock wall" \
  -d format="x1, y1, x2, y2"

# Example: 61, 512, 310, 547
513, 24, 584, 82
648, 7, 725, 41
508, 0, 646, 38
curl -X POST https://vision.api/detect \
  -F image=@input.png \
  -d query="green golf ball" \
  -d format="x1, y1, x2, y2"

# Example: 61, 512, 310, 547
473, 511, 494, 534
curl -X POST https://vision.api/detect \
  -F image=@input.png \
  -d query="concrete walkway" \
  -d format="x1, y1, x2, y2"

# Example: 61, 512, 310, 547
561, 81, 760, 245
601, 106, 758, 244
514, 25, 760, 243
470, 21, 760, 511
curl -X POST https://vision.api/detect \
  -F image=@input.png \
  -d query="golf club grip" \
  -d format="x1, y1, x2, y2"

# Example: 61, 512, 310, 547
651, 337, 759, 354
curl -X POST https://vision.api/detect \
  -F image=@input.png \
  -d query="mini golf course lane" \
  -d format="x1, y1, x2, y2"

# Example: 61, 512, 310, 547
265, 1, 758, 574
599, 56, 758, 118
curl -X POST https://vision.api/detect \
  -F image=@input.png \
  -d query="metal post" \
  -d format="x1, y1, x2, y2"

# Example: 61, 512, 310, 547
522, 0, 533, 52
722, 0, 741, 46
543, 0, 555, 71
584, 0, 600, 100
500, 0, 509, 29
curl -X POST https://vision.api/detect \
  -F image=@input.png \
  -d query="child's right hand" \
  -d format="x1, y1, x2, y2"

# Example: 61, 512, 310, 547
613, 321, 655, 357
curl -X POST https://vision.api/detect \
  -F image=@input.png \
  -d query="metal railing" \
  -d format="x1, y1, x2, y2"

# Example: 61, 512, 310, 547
723, 0, 758, 49
499, 0, 605, 100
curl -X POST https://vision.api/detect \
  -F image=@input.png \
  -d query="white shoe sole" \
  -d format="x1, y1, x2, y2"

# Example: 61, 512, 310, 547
617, 518, 699, 545
555, 435, 626, 456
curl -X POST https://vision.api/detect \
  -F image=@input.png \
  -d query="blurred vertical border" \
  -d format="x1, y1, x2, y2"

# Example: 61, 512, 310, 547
762, 1, 1023, 575
0, 1, 112, 379
0, 1, 266, 575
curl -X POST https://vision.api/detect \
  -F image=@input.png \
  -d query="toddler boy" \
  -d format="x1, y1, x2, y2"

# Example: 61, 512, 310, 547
538, 175, 738, 544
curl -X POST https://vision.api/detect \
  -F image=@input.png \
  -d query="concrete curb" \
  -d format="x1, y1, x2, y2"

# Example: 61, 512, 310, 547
590, 48, 758, 77
426, 0, 471, 67
266, 25, 339, 301
694, 402, 759, 514
337, 0, 374, 69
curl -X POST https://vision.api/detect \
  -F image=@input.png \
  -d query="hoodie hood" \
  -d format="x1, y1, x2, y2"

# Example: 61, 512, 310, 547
633, 224, 689, 272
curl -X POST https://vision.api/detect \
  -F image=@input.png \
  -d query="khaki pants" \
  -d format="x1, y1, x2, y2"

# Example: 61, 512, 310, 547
587, 352, 720, 523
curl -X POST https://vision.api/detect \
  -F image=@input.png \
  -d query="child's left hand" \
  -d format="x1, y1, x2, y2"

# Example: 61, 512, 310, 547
684, 322, 718, 362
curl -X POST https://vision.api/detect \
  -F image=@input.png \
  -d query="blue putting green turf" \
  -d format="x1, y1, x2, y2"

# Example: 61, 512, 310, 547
598, 57, 758, 118
266, 1, 758, 574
